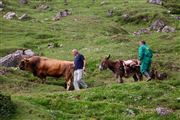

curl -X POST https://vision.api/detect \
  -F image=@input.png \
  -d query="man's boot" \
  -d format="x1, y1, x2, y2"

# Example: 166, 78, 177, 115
144, 72, 151, 81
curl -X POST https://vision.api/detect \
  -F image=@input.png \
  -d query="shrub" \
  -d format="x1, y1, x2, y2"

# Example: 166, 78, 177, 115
0, 93, 16, 118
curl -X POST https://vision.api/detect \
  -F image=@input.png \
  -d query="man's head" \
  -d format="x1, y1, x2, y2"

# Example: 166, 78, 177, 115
72, 49, 79, 56
139, 40, 146, 46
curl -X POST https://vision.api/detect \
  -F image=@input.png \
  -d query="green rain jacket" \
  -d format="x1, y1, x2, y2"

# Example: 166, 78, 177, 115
138, 44, 153, 74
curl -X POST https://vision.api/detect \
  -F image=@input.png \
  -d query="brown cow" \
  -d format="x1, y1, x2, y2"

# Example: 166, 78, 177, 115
99, 55, 142, 83
19, 56, 74, 90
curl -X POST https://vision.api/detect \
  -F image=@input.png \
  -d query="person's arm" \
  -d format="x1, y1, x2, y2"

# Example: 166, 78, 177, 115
83, 59, 86, 71
138, 46, 144, 61
82, 55, 86, 71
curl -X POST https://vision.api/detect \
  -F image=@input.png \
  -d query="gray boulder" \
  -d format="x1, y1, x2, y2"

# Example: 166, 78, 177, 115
122, 14, 130, 21
156, 107, 173, 116
162, 26, 175, 33
133, 28, 150, 36
147, 0, 162, 5
0, 49, 35, 67
19, 0, 28, 4
150, 19, 166, 32
3, 12, 17, 20
176, 16, 180, 20
107, 9, 113, 17
52, 12, 63, 21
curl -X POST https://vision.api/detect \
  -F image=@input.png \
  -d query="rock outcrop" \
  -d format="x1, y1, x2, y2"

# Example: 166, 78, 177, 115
162, 26, 175, 33
0, 49, 35, 67
150, 19, 166, 32
147, 0, 162, 5
19, 0, 28, 4
3, 12, 17, 20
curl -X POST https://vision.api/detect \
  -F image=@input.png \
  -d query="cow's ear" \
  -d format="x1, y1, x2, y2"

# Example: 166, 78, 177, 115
106, 54, 110, 59
24, 59, 30, 63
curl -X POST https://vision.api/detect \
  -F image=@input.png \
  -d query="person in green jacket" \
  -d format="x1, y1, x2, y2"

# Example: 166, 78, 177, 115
138, 41, 153, 81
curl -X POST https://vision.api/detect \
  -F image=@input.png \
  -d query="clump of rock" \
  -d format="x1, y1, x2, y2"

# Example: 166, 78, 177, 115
150, 19, 175, 32
0, 49, 35, 67
147, 0, 162, 5
176, 16, 180, 20
52, 9, 71, 21
122, 14, 130, 21
107, 9, 113, 17
19, 0, 28, 4
150, 19, 166, 32
162, 26, 175, 33
156, 107, 173, 116
133, 28, 150, 36
3, 12, 17, 20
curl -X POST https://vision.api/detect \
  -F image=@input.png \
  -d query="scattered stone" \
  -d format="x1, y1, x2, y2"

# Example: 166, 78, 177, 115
37, 4, 49, 10
147, 0, 162, 5
122, 14, 130, 21
162, 26, 175, 33
0, 1, 4, 11
18, 13, 30, 20
48, 43, 63, 48
175, 16, 180, 20
133, 28, 150, 36
107, 9, 113, 17
156, 107, 173, 116
3, 12, 17, 20
100, 1, 109, 6
150, 19, 166, 32
52, 12, 63, 21
19, 0, 28, 4
125, 108, 135, 116
52, 9, 71, 21
0, 49, 35, 67
48, 43, 54, 48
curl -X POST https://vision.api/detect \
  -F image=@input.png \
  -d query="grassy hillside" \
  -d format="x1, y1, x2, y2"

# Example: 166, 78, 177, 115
0, 0, 180, 119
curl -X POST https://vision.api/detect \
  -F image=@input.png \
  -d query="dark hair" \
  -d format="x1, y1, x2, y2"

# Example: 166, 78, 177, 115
141, 40, 146, 45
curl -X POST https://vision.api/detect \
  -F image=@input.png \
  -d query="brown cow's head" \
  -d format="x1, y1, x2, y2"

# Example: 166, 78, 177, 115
19, 58, 31, 71
99, 54, 111, 71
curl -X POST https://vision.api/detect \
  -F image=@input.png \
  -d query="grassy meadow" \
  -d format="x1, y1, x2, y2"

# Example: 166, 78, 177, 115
0, 0, 180, 119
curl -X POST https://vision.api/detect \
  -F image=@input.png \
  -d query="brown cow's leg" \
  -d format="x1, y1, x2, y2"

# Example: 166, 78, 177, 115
138, 73, 143, 81
120, 77, 124, 83
42, 78, 46, 84
118, 76, 123, 83
66, 80, 71, 91
133, 74, 138, 82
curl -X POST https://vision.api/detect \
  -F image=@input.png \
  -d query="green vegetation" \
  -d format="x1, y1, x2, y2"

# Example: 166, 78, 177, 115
0, 0, 179, 119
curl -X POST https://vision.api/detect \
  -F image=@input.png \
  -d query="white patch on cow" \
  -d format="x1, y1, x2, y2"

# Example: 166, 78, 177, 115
124, 60, 133, 65
99, 65, 103, 70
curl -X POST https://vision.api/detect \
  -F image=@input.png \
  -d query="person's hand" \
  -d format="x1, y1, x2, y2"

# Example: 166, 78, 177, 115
83, 67, 86, 71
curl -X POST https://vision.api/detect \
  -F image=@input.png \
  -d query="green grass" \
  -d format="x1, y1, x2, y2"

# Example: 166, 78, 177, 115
0, 0, 180, 119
